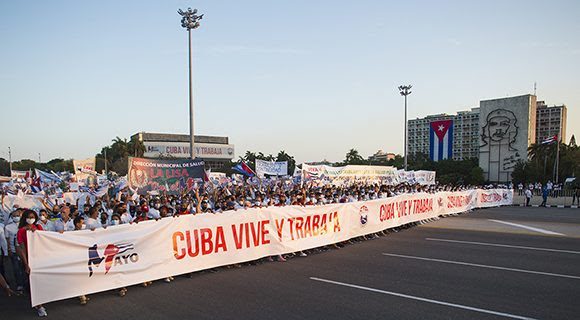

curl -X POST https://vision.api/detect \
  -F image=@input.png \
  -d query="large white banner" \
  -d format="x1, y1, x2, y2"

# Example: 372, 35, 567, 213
300, 165, 436, 185
28, 188, 512, 306
255, 159, 288, 177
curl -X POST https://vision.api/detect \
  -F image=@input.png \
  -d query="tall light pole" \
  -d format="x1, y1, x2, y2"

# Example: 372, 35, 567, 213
8, 147, 12, 174
178, 7, 203, 159
104, 148, 108, 175
398, 85, 412, 171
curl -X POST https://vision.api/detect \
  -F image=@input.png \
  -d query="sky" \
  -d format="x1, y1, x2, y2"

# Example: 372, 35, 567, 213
1, 0, 579, 164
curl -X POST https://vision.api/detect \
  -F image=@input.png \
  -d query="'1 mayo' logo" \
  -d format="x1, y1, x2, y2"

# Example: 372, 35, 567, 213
88, 243, 137, 277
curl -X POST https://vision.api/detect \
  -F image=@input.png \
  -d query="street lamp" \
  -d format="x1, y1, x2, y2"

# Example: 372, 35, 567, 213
398, 85, 412, 171
178, 8, 204, 159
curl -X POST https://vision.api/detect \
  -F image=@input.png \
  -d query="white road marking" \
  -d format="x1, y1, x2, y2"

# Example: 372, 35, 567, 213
488, 219, 565, 236
425, 238, 580, 255
310, 277, 536, 320
382, 253, 580, 280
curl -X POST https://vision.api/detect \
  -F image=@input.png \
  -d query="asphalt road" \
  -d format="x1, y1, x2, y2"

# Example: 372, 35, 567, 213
2, 206, 579, 319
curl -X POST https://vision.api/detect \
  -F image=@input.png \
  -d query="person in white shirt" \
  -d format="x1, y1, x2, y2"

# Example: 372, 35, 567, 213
84, 207, 102, 230
0, 221, 7, 279
118, 203, 132, 224
0, 194, 15, 225
37, 210, 54, 232
53, 206, 75, 233
147, 202, 161, 220
99, 211, 110, 228
4, 210, 25, 292
524, 188, 533, 206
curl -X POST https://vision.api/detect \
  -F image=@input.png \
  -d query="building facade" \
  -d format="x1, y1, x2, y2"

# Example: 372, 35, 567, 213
407, 109, 480, 161
131, 132, 235, 170
478, 95, 536, 182
536, 101, 567, 144
368, 150, 396, 163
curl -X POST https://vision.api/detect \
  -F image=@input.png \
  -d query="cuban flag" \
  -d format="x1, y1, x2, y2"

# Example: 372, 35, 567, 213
232, 161, 256, 177
541, 134, 558, 145
429, 120, 453, 161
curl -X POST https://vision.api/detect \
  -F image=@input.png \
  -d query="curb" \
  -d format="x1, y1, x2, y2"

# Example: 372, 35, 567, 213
510, 204, 579, 209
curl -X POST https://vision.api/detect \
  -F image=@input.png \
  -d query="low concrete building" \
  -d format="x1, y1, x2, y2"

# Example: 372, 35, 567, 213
131, 132, 235, 170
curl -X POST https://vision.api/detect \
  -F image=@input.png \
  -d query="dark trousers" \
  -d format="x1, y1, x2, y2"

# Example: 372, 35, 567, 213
10, 254, 26, 289
540, 196, 547, 207
0, 255, 5, 279
526, 197, 531, 206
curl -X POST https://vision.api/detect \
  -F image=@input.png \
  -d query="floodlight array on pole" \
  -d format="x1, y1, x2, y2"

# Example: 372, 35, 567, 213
398, 85, 412, 171
178, 8, 203, 159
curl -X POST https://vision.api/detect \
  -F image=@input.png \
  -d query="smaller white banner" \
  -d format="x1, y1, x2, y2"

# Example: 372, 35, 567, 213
255, 159, 288, 177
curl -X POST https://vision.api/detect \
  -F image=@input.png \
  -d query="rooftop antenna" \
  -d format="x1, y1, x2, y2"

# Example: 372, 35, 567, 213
534, 82, 537, 96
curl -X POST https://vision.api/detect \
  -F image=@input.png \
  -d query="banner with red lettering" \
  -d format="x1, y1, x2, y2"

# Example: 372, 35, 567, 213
28, 188, 512, 306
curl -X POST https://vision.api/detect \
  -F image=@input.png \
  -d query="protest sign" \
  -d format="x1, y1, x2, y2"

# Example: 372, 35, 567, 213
255, 159, 288, 177
127, 157, 205, 195
73, 158, 96, 182
10, 170, 30, 180
414, 170, 436, 185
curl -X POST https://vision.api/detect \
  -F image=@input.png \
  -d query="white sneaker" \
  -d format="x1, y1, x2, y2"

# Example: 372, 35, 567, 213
37, 306, 48, 317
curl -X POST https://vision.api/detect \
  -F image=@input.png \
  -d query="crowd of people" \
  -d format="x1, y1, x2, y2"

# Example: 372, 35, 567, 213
1, 174, 502, 317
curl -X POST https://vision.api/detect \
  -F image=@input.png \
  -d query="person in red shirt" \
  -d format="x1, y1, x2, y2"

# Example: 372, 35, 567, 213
135, 205, 151, 223
16, 209, 47, 317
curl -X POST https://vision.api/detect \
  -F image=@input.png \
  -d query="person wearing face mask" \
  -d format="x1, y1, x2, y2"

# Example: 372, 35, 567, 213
109, 214, 122, 226
37, 210, 54, 232
147, 201, 161, 219
53, 206, 74, 233
4, 209, 25, 294
194, 189, 213, 214
15, 209, 47, 317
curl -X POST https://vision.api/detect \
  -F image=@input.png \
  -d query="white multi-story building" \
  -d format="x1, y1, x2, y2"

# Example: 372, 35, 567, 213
536, 101, 567, 144
407, 108, 480, 161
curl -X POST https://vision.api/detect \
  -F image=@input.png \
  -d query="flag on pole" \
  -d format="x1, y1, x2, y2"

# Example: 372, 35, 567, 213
429, 120, 454, 161
232, 162, 255, 177
541, 134, 558, 145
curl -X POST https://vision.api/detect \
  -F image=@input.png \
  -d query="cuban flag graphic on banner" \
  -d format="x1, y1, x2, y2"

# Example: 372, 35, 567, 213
429, 120, 453, 161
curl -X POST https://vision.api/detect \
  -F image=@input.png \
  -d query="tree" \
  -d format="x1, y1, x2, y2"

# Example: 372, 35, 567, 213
386, 154, 404, 168
0, 158, 10, 176
343, 149, 366, 165
95, 136, 145, 175
276, 150, 296, 175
